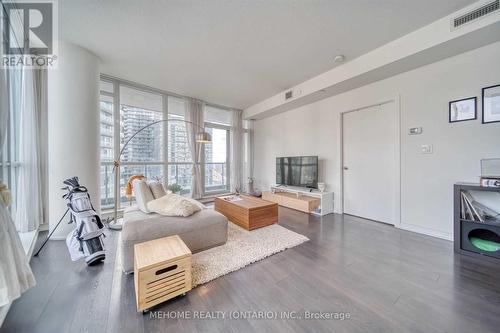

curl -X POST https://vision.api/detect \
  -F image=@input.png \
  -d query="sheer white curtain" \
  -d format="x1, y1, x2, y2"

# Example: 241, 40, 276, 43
230, 110, 243, 193
0, 69, 36, 307
37, 70, 49, 226
0, 70, 6, 140
185, 98, 204, 199
14, 69, 45, 232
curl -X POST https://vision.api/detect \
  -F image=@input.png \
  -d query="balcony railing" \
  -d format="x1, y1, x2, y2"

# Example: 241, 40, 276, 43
100, 161, 229, 209
100, 163, 115, 209
204, 162, 228, 192
167, 164, 193, 195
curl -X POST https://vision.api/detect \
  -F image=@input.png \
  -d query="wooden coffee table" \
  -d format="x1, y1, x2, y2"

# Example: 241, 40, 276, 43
214, 194, 278, 231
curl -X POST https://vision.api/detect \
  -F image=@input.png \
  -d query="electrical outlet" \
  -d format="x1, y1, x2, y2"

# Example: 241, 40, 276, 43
421, 144, 433, 154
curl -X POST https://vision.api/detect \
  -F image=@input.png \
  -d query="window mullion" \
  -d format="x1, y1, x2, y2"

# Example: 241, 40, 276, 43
201, 129, 206, 196
113, 80, 120, 209
226, 128, 230, 192
163, 95, 168, 189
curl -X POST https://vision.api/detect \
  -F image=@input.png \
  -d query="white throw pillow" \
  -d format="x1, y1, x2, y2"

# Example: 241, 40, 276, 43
132, 179, 155, 213
148, 181, 167, 199
147, 193, 205, 217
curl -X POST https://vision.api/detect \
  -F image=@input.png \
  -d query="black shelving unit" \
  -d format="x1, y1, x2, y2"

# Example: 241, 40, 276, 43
454, 183, 500, 262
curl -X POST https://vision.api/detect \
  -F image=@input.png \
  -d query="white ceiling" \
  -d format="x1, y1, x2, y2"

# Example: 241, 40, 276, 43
60, 0, 476, 109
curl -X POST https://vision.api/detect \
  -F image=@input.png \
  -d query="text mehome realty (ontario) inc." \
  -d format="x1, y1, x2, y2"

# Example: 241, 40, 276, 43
150, 310, 352, 321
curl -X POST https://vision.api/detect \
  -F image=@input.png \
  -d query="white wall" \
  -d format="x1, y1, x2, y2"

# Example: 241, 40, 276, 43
253, 41, 500, 240
48, 42, 100, 239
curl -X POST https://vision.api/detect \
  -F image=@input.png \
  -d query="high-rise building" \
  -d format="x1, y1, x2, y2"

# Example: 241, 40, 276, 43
167, 115, 191, 192
118, 106, 163, 202
204, 127, 214, 188
100, 99, 114, 208
120, 106, 162, 162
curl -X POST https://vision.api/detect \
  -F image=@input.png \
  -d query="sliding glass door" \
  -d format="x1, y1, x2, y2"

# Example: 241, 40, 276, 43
203, 105, 231, 194
204, 126, 229, 193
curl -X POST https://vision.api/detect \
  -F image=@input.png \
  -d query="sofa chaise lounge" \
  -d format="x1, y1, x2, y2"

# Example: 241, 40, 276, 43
120, 206, 228, 273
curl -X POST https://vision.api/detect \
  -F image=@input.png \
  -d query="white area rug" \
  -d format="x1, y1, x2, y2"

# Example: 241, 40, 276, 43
192, 223, 309, 287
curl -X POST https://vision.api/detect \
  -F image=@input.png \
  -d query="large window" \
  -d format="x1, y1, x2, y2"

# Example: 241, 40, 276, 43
119, 86, 164, 206
99, 78, 235, 210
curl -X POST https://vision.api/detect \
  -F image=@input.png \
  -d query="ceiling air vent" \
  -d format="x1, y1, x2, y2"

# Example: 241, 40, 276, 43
452, 0, 499, 29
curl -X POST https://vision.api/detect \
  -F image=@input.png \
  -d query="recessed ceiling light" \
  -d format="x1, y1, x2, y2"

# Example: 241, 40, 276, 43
333, 55, 345, 63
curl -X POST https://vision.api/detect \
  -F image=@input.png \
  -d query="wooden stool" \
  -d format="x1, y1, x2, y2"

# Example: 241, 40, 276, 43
134, 235, 192, 312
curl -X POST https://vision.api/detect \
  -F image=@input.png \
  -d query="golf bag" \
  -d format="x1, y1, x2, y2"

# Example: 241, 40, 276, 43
63, 177, 106, 265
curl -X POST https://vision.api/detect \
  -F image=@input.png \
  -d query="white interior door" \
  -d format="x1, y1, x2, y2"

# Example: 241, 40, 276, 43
342, 102, 397, 225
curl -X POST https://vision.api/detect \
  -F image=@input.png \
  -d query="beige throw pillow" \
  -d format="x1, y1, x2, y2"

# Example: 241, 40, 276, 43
147, 193, 205, 217
132, 179, 155, 213
148, 181, 167, 199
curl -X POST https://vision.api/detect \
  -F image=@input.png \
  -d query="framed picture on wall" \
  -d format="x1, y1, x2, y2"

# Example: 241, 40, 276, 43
449, 97, 476, 123
482, 84, 500, 124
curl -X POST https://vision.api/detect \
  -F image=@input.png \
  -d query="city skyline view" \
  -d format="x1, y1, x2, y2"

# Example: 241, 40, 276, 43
99, 86, 230, 209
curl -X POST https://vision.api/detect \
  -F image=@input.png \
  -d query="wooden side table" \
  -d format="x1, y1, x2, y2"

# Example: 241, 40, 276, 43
134, 235, 192, 312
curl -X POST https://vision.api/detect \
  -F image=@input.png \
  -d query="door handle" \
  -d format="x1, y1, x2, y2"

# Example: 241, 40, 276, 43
343, 166, 349, 170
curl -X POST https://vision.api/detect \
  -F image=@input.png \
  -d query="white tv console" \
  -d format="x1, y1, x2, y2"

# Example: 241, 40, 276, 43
262, 185, 334, 216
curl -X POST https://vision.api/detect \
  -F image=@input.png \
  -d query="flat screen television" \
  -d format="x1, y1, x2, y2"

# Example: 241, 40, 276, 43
276, 156, 318, 188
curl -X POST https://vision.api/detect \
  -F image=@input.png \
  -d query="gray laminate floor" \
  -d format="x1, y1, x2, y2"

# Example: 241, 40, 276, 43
3, 207, 500, 333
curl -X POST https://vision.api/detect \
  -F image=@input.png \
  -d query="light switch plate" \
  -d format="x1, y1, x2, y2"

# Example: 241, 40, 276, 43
409, 127, 423, 135
421, 144, 433, 154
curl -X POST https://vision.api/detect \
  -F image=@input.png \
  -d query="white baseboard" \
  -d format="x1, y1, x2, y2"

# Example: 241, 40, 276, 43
26, 230, 39, 258
399, 223, 453, 241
